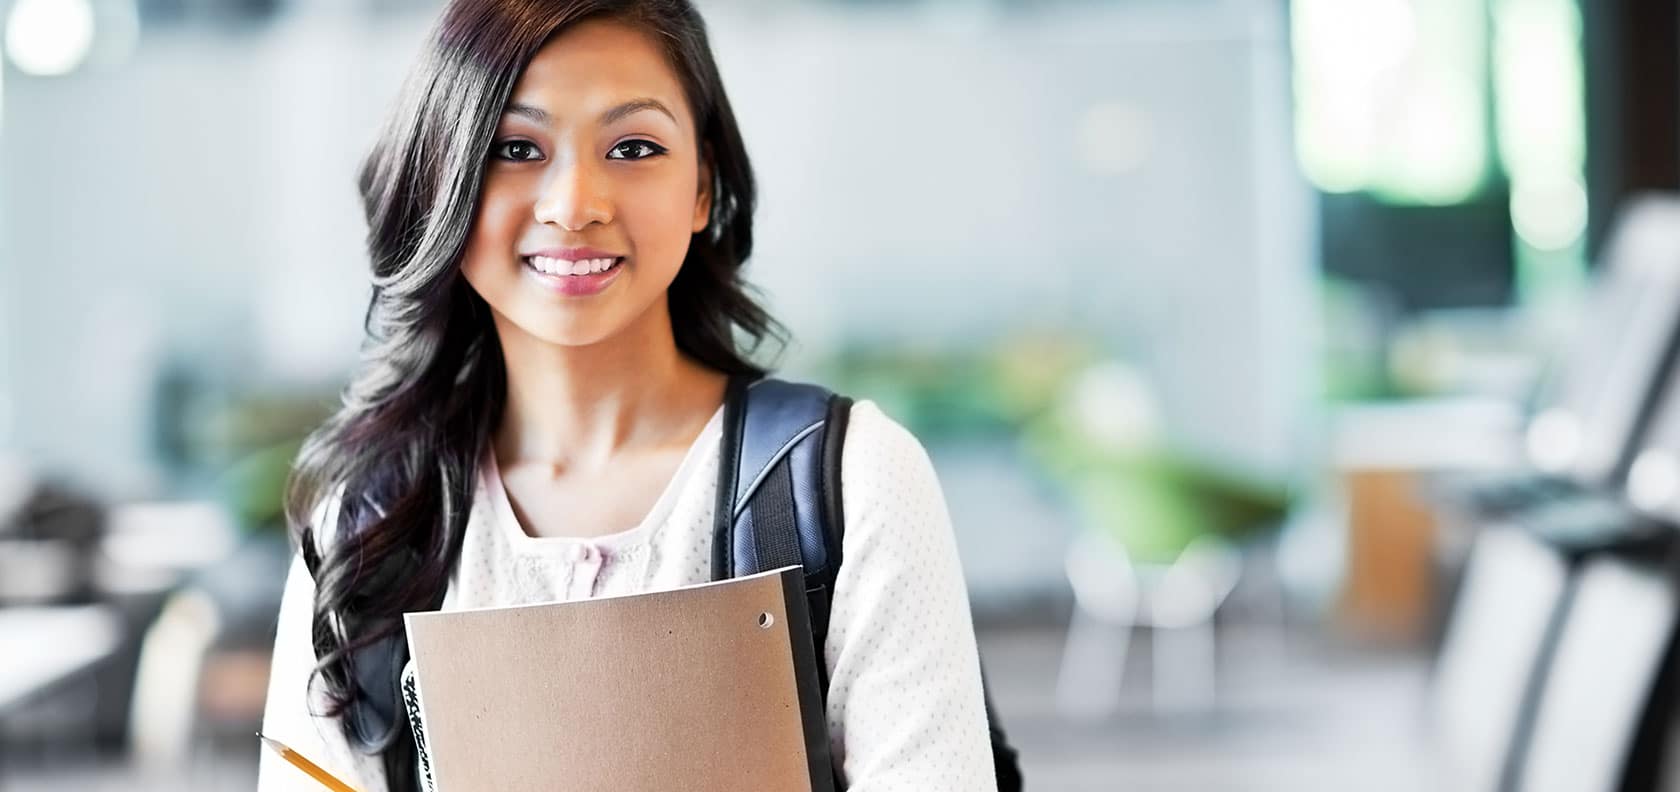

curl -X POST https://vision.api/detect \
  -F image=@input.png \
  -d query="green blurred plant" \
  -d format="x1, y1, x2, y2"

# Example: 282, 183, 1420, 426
203, 393, 337, 535
217, 437, 306, 533
814, 333, 1100, 440
1020, 360, 1293, 564
1320, 276, 1400, 402
814, 339, 1292, 564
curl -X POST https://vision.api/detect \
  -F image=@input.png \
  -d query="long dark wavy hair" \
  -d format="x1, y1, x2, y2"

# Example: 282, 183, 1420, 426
283, 0, 783, 777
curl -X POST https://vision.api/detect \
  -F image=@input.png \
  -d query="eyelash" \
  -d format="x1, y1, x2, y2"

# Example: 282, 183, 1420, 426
609, 140, 668, 160
489, 139, 668, 162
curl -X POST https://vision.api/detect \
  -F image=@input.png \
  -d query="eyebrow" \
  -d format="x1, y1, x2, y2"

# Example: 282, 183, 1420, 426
502, 97, 678, 128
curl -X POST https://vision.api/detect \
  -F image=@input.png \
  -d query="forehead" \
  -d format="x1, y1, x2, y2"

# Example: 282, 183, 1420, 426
509, 18, 692, 128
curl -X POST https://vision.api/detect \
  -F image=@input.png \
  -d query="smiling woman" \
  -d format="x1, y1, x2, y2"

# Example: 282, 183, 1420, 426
259, 1, 1002, 791
461, 20, 714, 341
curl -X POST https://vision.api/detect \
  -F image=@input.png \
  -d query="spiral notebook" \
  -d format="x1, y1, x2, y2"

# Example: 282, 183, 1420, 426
402, 565, 833, 792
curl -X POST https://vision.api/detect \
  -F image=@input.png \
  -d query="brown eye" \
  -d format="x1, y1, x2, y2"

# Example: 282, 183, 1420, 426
491, 140, 543, 161
607, 140, 667, 160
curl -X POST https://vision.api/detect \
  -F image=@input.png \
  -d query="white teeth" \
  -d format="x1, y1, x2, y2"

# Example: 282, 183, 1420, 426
528, 255, 618, 276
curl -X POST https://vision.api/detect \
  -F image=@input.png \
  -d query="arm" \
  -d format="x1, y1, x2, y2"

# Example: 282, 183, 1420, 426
258, 496, 388, 792
823, 401, 999, 792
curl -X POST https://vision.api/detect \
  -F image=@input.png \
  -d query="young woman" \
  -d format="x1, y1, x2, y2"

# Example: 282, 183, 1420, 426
257, 1, 995, 789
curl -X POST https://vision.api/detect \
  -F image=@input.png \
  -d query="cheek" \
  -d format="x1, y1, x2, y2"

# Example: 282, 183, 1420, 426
461, 188, 530, 277
622, 172, 700, 271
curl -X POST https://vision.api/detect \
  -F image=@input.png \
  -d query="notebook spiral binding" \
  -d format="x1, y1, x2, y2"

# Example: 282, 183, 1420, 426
401, 664, 437, 792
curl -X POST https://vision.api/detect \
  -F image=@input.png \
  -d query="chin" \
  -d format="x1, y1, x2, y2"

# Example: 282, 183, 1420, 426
497, 286, 664, 350
514, 314, 626, 348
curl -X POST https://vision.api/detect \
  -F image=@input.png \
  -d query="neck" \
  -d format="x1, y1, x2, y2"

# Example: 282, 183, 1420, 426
490, 299, 729, 473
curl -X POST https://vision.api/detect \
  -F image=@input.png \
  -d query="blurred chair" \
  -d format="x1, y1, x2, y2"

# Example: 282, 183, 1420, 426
92, 500, 239, 749
1512, 553, 1680, 792
128, 588, 221, 768
0, 605, 124, 775
1431, 527, 1573, 792
1055, 531, 1242, 719
120, 508, 288, 770
1431, 195, 1680, 522
1428, 198, 1680, 792
1432, 455, 1680, 792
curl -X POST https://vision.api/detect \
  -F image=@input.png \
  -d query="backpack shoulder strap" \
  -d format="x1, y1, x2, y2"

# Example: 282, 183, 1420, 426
711, 374, 853, 673
711, 374, 851, 584
334, 488, 460, 792
712, 373, 851, 791
713, 374, 1025, 792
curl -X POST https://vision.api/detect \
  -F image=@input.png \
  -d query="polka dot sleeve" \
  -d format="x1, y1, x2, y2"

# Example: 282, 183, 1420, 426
823, 401, 999, 792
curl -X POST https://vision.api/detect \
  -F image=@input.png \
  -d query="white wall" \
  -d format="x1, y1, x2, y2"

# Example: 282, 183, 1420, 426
706, 0, 1317, 479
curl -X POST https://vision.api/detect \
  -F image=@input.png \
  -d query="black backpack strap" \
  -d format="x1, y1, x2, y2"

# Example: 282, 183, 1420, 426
350, 581, 449, 792
712, 375, 845, 579
356, 600, 453, 792
981, 656, 1024, 790
334, 490, 461, 792
712, 373, 850, 790
714, 374, 1025, 791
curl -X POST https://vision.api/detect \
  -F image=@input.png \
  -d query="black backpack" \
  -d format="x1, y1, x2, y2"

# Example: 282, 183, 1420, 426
348, 374, 1024, 791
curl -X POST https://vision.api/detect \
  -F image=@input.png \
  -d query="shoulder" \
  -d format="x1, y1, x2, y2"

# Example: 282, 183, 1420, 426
826, 399, 972, 636
840, 399, 929, 468
837, 399, 948, 522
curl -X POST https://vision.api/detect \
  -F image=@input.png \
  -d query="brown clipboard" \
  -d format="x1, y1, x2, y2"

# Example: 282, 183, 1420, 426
403, 565, 833, 791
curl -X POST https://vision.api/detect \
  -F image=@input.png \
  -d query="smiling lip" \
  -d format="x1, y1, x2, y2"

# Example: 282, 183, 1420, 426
523, 246, 624, 261
522, 255, 624, 297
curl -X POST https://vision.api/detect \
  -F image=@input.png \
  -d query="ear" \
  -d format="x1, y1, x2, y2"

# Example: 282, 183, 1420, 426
692, 146, 713, 234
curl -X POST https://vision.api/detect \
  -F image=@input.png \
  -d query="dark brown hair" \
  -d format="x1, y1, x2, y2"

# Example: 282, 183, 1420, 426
283, 0, 783, 784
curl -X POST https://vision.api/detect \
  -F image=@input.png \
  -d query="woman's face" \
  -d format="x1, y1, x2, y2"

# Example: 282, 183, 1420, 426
460, 18, 711, 348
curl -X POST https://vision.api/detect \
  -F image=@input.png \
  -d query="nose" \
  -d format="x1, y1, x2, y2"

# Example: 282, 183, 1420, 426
533, 159, 613, 231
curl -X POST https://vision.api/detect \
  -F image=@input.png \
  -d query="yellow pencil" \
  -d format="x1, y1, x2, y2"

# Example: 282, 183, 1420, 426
258, 732, 362, 792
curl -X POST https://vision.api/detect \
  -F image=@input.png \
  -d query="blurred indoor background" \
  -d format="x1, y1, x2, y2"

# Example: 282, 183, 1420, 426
3, 0, 1678, 789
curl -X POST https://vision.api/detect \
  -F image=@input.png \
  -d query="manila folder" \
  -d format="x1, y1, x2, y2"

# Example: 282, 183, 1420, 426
403, 565, 833, 791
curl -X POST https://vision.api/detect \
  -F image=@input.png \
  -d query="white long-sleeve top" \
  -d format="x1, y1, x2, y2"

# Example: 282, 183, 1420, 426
258, 399, 998, 792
